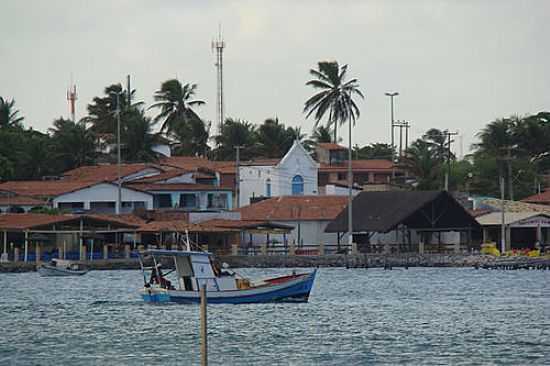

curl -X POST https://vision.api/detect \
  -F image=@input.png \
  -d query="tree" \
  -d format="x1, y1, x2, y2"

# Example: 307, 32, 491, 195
255, 118, 303, 158
304, 61, 364, 143
49, 117, 97, 172
0, 97, 24, 129
170, 118, 211, 157
474, 117, 516, 156
121, 110, 160, 163
83, 83, 142, 135
354, 143, 394, 160
149, 79, 205, 133
212, 118, 258, 160
310, 125, 334, 144
400, 140, 443, 190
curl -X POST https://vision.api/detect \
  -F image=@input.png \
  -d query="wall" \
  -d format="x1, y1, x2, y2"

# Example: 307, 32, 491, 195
53, 183, 153, 212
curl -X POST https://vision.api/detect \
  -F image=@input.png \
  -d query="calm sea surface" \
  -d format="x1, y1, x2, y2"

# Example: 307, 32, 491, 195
1, 267, 549, 365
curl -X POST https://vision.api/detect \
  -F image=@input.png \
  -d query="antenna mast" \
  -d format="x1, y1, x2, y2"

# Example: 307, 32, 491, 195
212, 25, 225, 128
67, 76, 78, 122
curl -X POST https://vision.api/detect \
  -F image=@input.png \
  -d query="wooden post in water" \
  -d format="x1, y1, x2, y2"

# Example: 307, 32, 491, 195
200, 283, 208, 366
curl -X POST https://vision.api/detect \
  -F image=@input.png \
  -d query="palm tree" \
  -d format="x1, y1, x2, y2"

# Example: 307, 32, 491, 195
149, 79, 205, 133
0, 97, 24, 129
171, 118, 211, 157
304, 61, 364, 143
49, 117, 97, 171
311, 125, 334, 144
121, 110, 160, 163
400, 140, 443, 190
212, 118, 258, 160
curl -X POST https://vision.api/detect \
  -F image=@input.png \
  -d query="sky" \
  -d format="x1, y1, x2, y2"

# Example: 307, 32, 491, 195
1, 0, 549, 156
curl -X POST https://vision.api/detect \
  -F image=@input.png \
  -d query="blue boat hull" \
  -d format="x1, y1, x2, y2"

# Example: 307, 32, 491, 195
141, 270, 316, 304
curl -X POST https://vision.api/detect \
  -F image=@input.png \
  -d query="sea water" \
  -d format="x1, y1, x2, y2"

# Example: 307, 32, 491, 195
0, 267, 549, 365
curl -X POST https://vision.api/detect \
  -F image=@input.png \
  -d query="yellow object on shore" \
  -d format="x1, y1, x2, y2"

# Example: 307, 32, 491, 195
527, 249, 540, 257
481, 242, 500, 256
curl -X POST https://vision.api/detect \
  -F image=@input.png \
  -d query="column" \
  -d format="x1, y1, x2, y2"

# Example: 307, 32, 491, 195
124, 244, 131, 259
351, 242, 359, 255
14, 246, 20, 262
260, 243, 267, 256
231, 244, 239, 256
318, 242, 325, 256
35, 243, 42, 263
24, 231, 28, 262
505, 226, 512, 252
103, 244, 109, 260
288, 241, 296, 256
1, 231, 8, 262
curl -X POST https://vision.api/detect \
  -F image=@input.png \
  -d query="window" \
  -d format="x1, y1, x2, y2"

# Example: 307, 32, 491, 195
179, 194, 197, 209
292, 175, 304, 195
90, 202, 116, 213
207, 193, 228, 209
154, 194, 172, 208
337, 172, 346, 181
266, 178, 271, 197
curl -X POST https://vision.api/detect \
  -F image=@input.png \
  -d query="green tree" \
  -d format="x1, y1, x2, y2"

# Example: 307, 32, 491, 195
400, 140, 443, 190
0, 97, 24, 129
256, 118, 302, 158
212, 118, 258, 160
354, 143, 394, 160
83, 84, 142, 135
304, 61, 364, 143
149, 79, 205, 133
170, 118, 211, 157
121, 110, 160, 163
310, 125, 334, 144
48, 117, 97, 172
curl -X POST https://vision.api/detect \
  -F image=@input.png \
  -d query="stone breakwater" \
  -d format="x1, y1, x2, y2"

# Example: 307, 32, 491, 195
2, 254, 541, 273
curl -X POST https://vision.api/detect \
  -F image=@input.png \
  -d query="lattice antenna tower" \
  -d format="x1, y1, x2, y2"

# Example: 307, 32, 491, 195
212, 25, 225, 129
67, 75, 78, 122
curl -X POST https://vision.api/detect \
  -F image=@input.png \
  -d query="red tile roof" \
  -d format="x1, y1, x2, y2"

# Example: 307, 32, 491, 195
62, 163, 162, 182
137, 220, 239, 233
128, 169, 191, 183
0, 180, 102, 198
521, 190, 550, 205
0, 195, 46, 206
237, 195, 348, 221
161, 156, 236, 174
0, 213, 140, 230
126, 183, 231, 191
320, 159, 395, 172
317, 143, 347, 151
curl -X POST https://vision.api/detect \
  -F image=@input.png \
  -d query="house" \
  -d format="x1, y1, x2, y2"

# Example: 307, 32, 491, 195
0, 191, 46, 213
239, 141, 319, 207
522, 190, 550, 206
237, 195, 349, 247
315, 143, 404, 189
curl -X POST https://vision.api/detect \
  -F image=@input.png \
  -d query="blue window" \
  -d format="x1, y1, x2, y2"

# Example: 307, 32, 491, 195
266, 178, 272, 197
292, 175, 304, 195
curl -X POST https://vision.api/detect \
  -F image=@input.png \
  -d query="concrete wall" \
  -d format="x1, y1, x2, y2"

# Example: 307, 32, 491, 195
239, 142, 319, 206
53, 183, 153, 212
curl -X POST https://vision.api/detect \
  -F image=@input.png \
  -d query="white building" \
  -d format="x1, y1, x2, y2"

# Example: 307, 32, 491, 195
239, 141, 319, 207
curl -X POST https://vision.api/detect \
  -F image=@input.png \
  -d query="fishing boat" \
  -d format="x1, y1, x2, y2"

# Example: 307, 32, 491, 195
138, 249, 317, 304
37, 259, 89, 277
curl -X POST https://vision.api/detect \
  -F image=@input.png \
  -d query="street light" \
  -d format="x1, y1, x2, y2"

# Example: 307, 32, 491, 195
385, 92, 399, 155
109, 90, 122, 215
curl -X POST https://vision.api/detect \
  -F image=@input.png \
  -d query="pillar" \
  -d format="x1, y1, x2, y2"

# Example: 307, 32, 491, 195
81, 245, 87, 261
288, 241, 296, 256
58, 242, 65, 260
419, 239, 425, 254
124, 244, 131, 259
24, 231, 28, 262
1, 231, 8, 263
318, 242, 325, 256
482, 228, 489, 243
231, 244, 239, 256
14, 247, 20, 262
35, 243, 42, 263
260, 243, 267, 256
505, 226, 512, 252
351, 242, 359, 255
103, 244, 109, 260
138, 244, 145, 253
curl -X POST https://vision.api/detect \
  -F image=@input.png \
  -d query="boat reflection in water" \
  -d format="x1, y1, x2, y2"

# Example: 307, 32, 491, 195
138, 249, 316, 304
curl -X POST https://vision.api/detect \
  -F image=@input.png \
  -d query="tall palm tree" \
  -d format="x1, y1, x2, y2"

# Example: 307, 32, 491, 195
400, 140, 443, 190
49, 117, 97, 172
0, 97, 24, 129
213, 118, 258, 160
311, 125, 334, 144
121, 110, 160, 163
149, 79, 205, 133
304, 61, 364, 142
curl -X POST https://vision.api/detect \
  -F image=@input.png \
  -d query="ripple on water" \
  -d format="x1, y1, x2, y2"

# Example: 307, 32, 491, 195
0, 267, 549, 365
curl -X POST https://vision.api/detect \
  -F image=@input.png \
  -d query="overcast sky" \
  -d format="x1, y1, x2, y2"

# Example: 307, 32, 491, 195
1, 0, 549, 156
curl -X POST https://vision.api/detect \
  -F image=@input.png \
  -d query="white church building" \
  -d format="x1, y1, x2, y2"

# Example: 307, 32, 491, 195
238, 141, 319, 207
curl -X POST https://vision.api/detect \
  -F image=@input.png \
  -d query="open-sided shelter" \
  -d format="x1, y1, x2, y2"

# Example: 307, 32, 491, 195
325, 191, 481, 253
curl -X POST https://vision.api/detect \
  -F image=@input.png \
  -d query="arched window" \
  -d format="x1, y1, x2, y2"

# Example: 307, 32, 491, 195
265, 178, 272, 197
292, 175, 304, 195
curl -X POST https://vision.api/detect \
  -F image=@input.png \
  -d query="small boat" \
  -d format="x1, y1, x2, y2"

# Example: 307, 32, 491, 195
138, 249, 317, 304
37, 259, 89, 277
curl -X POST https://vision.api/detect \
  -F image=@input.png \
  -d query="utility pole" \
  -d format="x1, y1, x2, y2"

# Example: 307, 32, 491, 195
500, 176, 506, 254
234, 145, 243, 208
127, 75, 131, 107
347, 116, 353, 249
385, 92, 399, 156
116, 92, 122, 215
404, 121, 410, 152
499, 146, 515, 201
443, 130, 458, 191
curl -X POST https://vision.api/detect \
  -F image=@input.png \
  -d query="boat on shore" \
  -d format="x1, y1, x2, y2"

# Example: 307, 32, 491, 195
37, 259, 89, 277
138, 249, 316, 304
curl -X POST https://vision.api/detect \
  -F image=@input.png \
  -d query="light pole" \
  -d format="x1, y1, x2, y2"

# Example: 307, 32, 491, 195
347, 113, 353, 248
385, 92, 399, 155
110, 90, 122, 215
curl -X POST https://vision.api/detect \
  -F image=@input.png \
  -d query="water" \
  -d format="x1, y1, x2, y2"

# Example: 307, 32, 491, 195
1, 268, 549, 365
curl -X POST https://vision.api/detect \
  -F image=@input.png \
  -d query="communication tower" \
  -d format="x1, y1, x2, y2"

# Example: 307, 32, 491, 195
67, 78, 77, 122
212, 26, 225, 128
